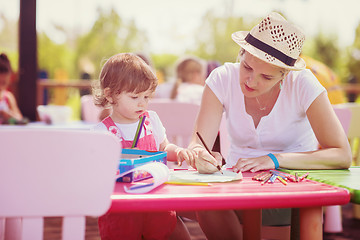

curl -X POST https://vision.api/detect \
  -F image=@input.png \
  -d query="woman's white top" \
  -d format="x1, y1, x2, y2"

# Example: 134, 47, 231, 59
93, 111, 166, 150
206, 62, 326, 167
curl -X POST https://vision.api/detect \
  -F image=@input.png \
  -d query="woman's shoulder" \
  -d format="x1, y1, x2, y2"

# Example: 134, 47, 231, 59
287, 69, 316, 81
215, 62, 240, 75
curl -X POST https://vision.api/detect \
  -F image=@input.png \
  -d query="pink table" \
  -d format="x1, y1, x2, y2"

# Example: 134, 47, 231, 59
110, 171, 350, 240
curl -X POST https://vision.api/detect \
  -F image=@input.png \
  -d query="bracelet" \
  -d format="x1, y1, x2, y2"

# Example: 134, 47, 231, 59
267, 153, 279, 169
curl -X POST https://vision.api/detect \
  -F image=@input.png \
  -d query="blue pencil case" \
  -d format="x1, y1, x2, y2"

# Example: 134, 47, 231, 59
118, 148, 167, 182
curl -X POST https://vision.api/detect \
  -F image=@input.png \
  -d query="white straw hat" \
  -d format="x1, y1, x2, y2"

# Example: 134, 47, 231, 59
232, 12, 306, 71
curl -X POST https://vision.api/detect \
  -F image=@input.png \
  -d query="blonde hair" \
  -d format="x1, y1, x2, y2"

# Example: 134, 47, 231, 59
93, 53, 158, 107
170, 57, 205, 99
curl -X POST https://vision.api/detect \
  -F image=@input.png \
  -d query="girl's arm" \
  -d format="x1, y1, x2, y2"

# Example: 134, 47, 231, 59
188, 85, 224, 173
159, 137, 197, 167
236, 92, 352, 172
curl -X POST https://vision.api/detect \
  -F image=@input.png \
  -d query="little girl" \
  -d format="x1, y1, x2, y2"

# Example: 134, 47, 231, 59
93, 53, 196, 240
0, 53, 23, 124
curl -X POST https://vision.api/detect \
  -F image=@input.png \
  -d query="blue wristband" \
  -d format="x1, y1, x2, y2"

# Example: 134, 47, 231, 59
267, 153, 279, 169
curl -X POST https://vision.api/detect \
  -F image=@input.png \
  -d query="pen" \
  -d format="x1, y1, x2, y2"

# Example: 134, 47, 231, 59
132, 115, 146, 148
196, 132, 223, 174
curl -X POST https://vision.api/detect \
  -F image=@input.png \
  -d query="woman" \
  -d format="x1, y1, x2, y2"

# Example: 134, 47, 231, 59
187, 12, 352, 239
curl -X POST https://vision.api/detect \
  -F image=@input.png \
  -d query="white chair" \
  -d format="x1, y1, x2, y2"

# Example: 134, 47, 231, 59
80, 94, 103, 123
323, 106, 352, 233
148, 99, 200, 148
333, 103, 360, 220
0, 129, 120, 240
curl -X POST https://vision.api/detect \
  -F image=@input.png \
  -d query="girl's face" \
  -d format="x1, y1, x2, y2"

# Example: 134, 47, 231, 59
0, 73, 11, 91
108, 88, 154, 123
239, 51, 285, 98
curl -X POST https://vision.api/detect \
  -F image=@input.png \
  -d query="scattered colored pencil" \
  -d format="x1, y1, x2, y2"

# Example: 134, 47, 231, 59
253, 170, 309, 185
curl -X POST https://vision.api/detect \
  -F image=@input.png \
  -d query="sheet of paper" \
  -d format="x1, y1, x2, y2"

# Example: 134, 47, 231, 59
120, 162, 169, 194
169, 169, 243, 183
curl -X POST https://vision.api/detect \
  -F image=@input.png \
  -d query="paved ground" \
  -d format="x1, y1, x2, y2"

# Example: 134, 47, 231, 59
43, 203, 360, 239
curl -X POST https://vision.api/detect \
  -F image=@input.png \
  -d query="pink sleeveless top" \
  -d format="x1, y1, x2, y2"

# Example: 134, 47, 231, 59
101, 112, 158, 151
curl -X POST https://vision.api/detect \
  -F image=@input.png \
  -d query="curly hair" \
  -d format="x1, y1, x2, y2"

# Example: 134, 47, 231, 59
93, 53, 158, 108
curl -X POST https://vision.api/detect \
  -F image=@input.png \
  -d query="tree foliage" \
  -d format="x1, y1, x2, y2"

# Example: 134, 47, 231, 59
347, 22, 360, 83
190, 11, 256, 64
75, 8, 148, 78
1, 8, 359, 85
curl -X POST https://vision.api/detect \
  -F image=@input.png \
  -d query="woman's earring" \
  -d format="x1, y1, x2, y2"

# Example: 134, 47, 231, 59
279, 80, 283, 90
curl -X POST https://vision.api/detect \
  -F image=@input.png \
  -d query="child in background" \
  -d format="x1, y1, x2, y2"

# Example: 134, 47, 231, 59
0, 53, 23, 124
93, 53, 196, 240
170, 56, 206, 105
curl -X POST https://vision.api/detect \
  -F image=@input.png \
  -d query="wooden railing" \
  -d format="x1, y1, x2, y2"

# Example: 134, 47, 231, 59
37, 79, 94, 106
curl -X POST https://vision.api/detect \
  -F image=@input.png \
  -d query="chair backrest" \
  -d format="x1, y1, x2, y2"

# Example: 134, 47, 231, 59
337, 103, 360, 138
333, 106, 352, 134
81, 94, 103, 123
333, 103, 360, 165
148, 99, 200, 148
0, 129, 120, 240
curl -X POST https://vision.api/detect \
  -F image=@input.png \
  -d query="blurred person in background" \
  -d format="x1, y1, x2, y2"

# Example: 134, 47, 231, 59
0, 53, 23, 124
155, 56, 206, 105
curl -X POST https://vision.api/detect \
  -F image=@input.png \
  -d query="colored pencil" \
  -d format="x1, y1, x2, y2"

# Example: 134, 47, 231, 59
129, 182, 154, 190
196, 132, 223, 174
132, 115, 146, 148
298, 172, 309, 181
277, 176, 288, 185
164, 181, 212, 186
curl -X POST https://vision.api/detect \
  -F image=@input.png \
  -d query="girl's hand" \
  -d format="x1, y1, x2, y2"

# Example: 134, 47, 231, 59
194, 147, 223, 174
176, 148, 197, 168
233, 155, 276, 173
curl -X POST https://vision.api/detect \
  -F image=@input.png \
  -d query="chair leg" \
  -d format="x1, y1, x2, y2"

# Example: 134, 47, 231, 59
0, 218, 5, 240
4, 218, 22, 240
62, 216, 85, 240
324, 205, 343, 233
21, 217, 43, 240
353, 204, 360, 220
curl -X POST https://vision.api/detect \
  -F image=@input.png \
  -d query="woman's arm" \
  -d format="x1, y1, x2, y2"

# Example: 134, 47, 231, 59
188, 85, 224, 173
236, 92, 352, 172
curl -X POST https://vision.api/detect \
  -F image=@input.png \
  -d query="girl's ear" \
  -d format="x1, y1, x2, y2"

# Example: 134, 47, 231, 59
104, 87, 113, 104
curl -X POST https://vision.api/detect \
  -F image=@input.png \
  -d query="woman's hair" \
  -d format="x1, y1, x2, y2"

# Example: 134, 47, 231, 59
0, 53, 12, 74
93, 53, 158, 107
170, 57, 205, 99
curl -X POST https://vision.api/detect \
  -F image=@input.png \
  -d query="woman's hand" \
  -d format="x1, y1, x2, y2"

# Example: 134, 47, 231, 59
194, 147, 223, 174
233, 155, 276, 173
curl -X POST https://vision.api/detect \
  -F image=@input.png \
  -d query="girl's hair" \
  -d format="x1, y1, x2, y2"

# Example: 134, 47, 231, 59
94, 53, 158, 107
0, 53, 12, 74
170, 56, 204, 99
